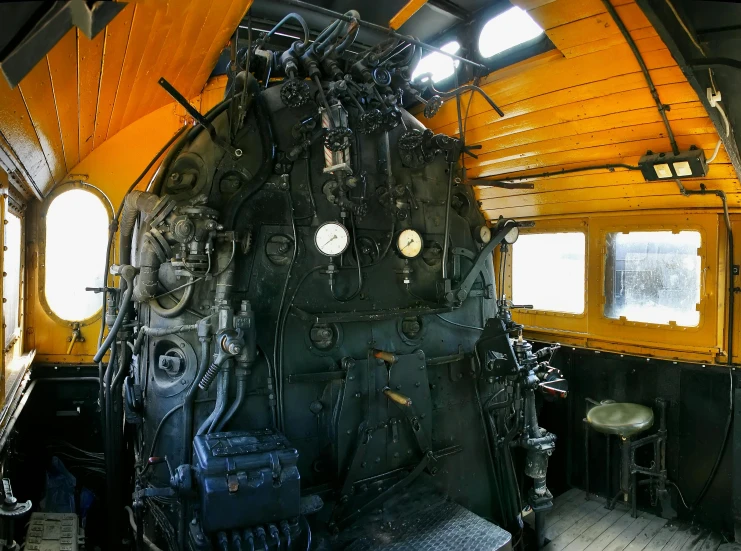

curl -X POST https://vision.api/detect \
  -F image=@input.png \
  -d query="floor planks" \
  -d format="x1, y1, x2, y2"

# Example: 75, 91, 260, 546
539, 490, 722, 551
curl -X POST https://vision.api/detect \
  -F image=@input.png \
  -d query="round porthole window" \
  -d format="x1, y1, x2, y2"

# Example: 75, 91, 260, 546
43, 187, 110, 323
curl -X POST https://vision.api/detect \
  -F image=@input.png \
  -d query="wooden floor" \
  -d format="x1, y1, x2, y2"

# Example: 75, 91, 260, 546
538, 488, 724, 551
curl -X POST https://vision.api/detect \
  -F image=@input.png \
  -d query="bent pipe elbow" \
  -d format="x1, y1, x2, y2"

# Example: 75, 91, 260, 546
149, 279, 195, 319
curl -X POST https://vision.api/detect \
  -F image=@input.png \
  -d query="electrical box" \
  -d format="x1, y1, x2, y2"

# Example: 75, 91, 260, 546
193, 429, 300, 533
638, 148, 708, 181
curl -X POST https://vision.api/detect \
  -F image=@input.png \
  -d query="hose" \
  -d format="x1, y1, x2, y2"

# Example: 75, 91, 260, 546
125, 506, 165, 551
196, 363, 231, 435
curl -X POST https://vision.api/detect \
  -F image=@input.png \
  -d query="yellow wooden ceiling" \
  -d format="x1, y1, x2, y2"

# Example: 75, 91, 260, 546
0, 0, 252, 198
424, 0, 738, 220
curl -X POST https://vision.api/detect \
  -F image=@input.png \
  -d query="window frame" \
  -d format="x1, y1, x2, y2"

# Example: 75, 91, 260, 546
502, 219, 589, 334
38, 182, 113, 328
602, 229, 703, 329
3, 198, 23, 353
590, 216, 716, 345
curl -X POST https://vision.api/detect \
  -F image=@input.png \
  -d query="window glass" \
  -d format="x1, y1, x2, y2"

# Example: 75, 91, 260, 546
478, 7, 544, 59
412, 41, 460, 83
3, 210, 21, 348
511, 233, 586, 314
45, 189, 109, 321
604, 231, 701, 326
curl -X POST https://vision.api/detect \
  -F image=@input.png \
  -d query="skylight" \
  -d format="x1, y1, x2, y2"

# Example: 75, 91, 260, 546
412, 41, 461, 83
478, 7, 544, 59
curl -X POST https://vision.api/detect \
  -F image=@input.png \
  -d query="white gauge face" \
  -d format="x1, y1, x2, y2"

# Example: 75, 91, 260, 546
315, 222, 350, 257
477, 225, 492, 244
504, 225, 519, 245
397, 229, 423, 258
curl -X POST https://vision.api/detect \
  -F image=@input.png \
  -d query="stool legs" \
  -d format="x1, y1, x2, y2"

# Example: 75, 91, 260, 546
584, 419, 590, 500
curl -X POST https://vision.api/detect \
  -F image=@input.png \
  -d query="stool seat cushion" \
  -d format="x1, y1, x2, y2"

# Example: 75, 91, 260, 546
587, 402, 654, 438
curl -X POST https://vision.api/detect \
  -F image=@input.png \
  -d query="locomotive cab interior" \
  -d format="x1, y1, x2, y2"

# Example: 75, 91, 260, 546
0, 0, 739, 550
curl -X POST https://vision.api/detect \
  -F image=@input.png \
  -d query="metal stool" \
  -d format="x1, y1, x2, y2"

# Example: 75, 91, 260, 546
584, 398, 668, 518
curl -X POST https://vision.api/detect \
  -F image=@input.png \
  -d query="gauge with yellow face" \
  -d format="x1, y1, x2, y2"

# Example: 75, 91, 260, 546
396, 229, 423, 258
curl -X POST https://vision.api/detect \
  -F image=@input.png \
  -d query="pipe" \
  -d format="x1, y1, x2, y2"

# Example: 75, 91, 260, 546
94, 265, 136, 363
133, 324, 198, 355
600, 0, 678, 154
214, 369, 247, 432
197, 365, 231, 435
278, 0, 488, 71
425, 80, 505, 118
183, 339, 211, 464
441, 162, 455, 280
259, 13, 309, 47
125, 506, 165, 551
149, 280, 195, 319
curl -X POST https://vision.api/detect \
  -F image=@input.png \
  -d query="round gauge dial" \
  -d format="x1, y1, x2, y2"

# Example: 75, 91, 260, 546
397, 229, 423, 258
475, 225, 491, 244
504, 225, 520, 245
314, 222, 350, 257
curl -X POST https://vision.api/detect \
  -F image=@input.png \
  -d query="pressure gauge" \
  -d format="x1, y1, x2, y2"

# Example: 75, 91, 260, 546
396, 229, 423, 258
315, 221, 350, 257
475, 225, 491, 244
504, 225, 519, 245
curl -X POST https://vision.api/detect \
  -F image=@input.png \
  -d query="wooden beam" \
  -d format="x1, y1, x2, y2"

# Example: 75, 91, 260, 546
389, 0, 427, 30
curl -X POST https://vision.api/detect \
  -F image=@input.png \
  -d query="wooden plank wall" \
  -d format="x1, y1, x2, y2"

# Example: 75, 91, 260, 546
425, 0, 738, 220
0, 0, 252, 198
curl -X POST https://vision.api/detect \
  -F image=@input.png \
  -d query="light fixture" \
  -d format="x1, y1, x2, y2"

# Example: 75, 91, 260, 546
638, 148, 708, 181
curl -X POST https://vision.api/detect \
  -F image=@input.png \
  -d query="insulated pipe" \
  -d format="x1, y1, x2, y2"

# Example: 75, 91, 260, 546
214, 370, 247, 432
183, 339, 211, 464
94, 265, 136, 364
119, 191, 160, 267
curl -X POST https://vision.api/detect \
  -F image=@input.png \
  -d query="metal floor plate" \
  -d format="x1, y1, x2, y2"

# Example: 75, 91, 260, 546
345, 499, 512, 551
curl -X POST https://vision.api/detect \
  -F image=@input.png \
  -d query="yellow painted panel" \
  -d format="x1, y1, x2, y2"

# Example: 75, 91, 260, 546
122, 6, 173, 125
187, 0, 254, 101
17, 59, 66, 186
173, 1, 231, 100
473, 117, 717, 166
151, 0, 212, 114
107, 4, 157, 139
433, 68, 689, 136
390, 0, 427, 29
482, 180, 740, 210
93, 3, 135, 148
46, 29, 79, 171
432, 42, 680, 127
482, 193, 740, 219
548, 6, 653, 52
78, 28, 105, 160
131, 8, 186, 121
476, 164, 739, 199
465, 101, 706, 152
468, 133, 724, 176
560, 26, 658, 58
529, 0, 639, 30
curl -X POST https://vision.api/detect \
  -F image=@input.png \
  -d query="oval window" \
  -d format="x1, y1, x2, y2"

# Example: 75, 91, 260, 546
44, 189, 109, 322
